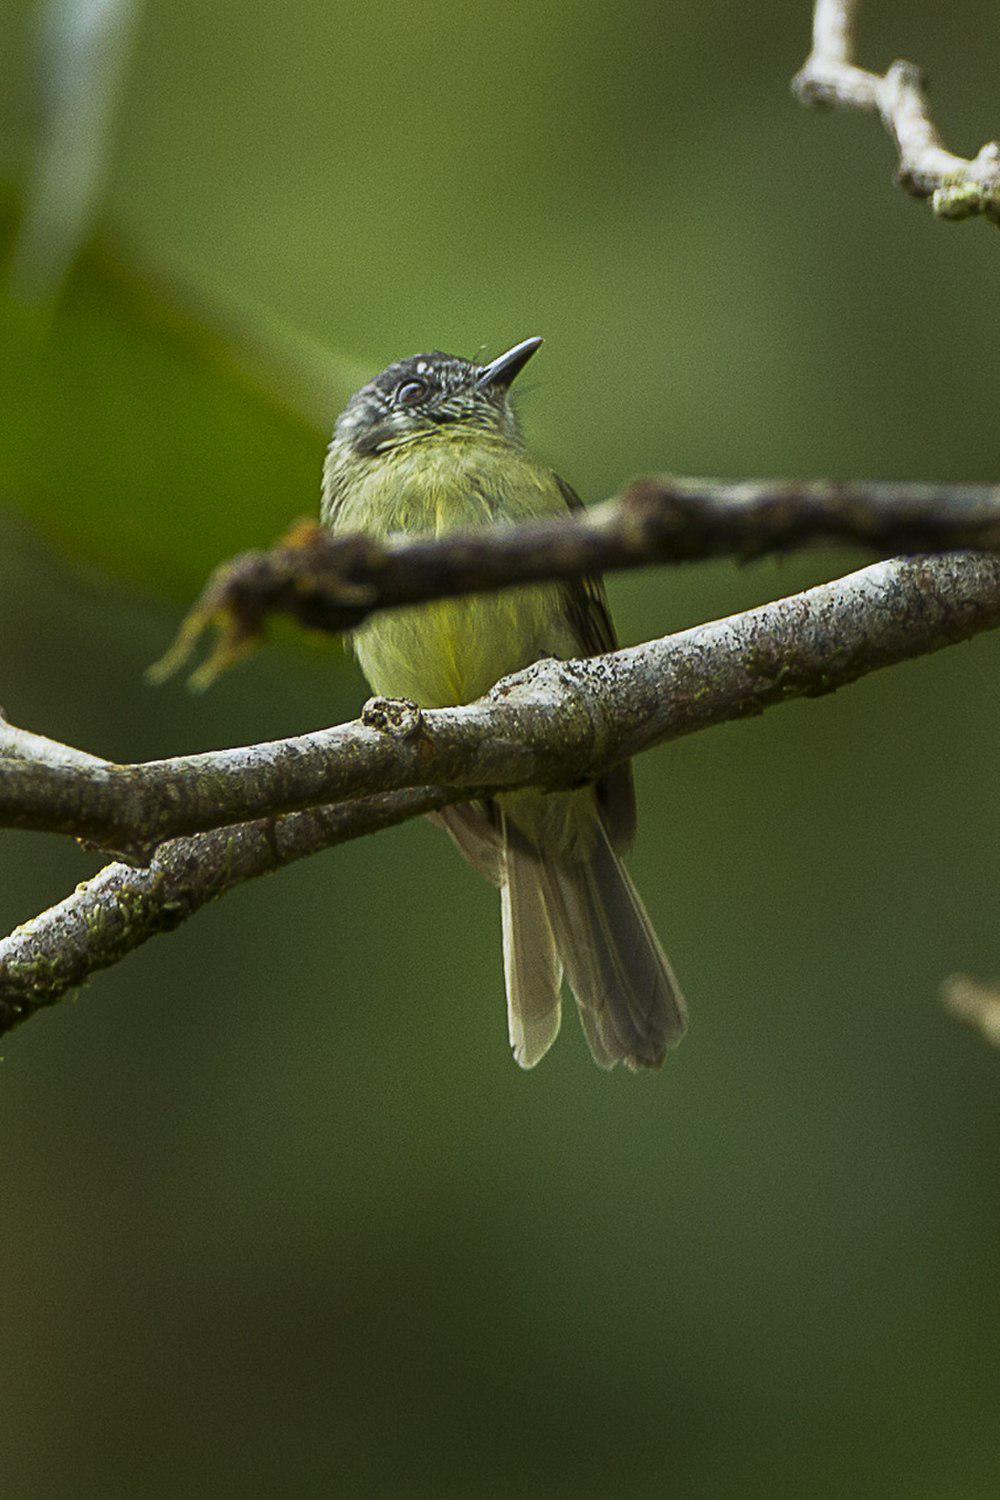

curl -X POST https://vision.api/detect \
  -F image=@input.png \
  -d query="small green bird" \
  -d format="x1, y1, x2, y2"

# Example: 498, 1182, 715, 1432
322, 338, 686, 1070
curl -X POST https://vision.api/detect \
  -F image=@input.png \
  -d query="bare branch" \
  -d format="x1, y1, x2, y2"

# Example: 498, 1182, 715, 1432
4, 550, 1000, 1030
793, 0, 1000, 223
150, 479, 1000, 687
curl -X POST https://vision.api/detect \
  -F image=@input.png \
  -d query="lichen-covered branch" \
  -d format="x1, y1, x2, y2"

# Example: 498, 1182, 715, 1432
793, 0, 1000, 223
0, 785, 457, 1036
0, 711, 109, 770
152, 478, 1000, 687
5, 551, 1000, 858
4, 549, 1000, 1032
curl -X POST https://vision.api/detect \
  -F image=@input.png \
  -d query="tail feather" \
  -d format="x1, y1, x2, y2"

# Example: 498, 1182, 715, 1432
500, 815, 563, 1069
538, 822, 687, 1070
499, 813, 687, 1071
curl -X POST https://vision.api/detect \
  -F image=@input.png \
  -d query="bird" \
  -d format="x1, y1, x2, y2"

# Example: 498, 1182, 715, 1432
321, 337, 687, 1070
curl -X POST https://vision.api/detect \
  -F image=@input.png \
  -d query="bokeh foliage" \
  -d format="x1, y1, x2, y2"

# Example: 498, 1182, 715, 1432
2, 2, 1000, 1494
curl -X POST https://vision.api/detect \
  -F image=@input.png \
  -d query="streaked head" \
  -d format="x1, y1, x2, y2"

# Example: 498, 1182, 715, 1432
330, 337, 543, 457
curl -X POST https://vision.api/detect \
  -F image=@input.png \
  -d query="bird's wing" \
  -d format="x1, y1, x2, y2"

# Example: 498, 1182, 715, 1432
554, 474, 637, 851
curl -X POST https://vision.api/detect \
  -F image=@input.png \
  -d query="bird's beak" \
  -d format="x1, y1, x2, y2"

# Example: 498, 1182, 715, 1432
476, 336, 543, 390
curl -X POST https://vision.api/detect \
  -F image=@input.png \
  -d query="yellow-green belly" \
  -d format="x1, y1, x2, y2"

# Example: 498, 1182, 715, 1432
329, 430, 582, 707
356, 578, 599, 857
355, 582, 575, 709
326, 429, 599, 855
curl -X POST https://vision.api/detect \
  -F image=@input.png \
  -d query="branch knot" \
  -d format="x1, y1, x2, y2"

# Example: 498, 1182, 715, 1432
361, 696, 424, 739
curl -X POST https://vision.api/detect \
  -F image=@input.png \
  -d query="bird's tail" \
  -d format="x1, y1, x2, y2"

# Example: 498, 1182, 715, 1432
500, 813, 687, 1070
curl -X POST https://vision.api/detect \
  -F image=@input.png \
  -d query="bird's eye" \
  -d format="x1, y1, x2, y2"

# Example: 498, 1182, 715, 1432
395, 379, 427, 406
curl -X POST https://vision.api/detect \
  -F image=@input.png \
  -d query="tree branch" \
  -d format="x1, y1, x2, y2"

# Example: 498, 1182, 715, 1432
4, 549, 1000, 1031
149, 478, 1000, 688
793, 0, 1000, 223
6, 551, 1000, 857
6, 13, 998, 1044
0, 785, 458, 1036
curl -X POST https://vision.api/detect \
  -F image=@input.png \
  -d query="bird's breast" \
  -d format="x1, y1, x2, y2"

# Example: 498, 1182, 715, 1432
326, 434, 577, 708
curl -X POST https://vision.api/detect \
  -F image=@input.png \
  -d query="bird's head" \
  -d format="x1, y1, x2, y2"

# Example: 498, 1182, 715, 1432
330, 337, 543, 458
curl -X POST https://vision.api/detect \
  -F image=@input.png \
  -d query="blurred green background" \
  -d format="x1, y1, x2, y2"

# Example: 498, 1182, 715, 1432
2, 1, 1000, 1494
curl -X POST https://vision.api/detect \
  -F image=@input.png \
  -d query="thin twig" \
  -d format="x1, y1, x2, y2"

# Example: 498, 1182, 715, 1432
4, 550, 1000, 1030
150, 479, 1000, 687
793, 0, 1000, 223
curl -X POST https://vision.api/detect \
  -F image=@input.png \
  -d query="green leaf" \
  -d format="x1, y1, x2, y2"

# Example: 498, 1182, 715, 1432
1, 202, 362, 597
